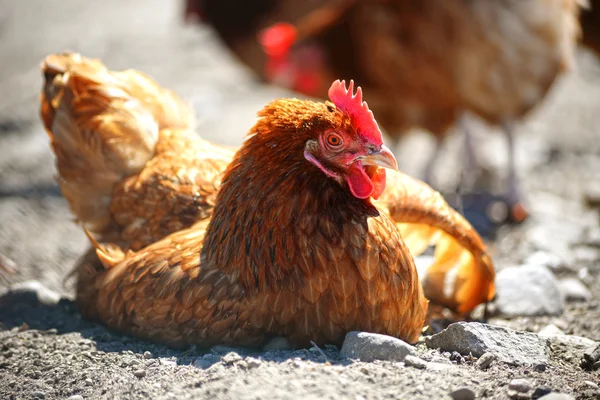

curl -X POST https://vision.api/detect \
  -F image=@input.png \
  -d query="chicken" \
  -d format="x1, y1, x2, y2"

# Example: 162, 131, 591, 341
40, 52, 494, 348
186, 0, 584, 223
581, 0, 600, 54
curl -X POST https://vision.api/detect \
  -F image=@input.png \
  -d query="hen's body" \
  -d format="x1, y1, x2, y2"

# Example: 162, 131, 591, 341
41, 53, 494, 348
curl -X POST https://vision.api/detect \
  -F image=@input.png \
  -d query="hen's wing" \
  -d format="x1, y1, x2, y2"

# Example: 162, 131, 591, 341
41, 53, 234, 250
374, 170, 495, 315
40, 52, 195, 233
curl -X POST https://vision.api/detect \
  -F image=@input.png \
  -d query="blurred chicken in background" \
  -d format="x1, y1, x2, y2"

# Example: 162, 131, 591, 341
581, 0, 600, 54
184, 0, 586, 231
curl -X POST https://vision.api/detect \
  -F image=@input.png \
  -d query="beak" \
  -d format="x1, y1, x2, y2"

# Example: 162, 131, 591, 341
360, 145, 398, 171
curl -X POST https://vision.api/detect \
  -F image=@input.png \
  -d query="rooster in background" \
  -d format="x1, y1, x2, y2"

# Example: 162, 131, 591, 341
184, 0, 585, 227
40, 53, 494, 348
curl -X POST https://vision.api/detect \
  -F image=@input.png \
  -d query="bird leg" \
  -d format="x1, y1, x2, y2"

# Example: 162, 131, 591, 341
423, 136, 444, 187
502, 120, 528, 223
502, 120, 519, 204
454, 113, 480, 214
460, 113, 479, 187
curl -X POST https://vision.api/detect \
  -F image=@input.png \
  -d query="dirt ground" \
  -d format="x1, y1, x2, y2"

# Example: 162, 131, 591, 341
0, 1, 599, 399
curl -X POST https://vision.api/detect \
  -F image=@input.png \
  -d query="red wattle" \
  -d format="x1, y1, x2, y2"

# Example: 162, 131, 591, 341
345, 163, 374, 199
370, 167, 387, 200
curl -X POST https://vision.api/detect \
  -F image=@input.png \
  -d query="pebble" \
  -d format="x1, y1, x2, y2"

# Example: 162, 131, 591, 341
538, 326, 596, 358
31, 391, 45, 399
538, 324, 565, 337
537, 394, 575, 400
584, 182, 600, 207
133, 369, 146, 378
193, 359, 212, 369
84, 378, 93, 386
475, 352, 497, 370
509, 379, 533, 393
221, 352, 243, 364
449, 388, 475, 400
583, 380, 599, 389
143, 351, 153, 359
526, 251, 564, 270
508, 390, 531, 400
495, 265, 564, 317
8, 280, 61, 306
581, 343, 600, 371
532, 387, 552, 399
340, 331, 415, 362
158, 358, 178, 368
425, 322, 550, 367
67, 396, 84, 400
246, 357, 262, 369
403, 355, 427, 370
558, 278, 591, 302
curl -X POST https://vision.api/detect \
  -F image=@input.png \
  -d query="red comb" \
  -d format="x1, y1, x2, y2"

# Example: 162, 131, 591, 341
259, 22, 298, 57
328, 80, 383, 146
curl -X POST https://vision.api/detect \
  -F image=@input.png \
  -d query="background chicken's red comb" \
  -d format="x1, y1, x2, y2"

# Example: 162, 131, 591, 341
259, 22, 298, 57
328, 80, 383, 146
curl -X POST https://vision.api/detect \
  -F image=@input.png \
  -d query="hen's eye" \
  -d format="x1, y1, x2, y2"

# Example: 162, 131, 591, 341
326, 133, 343, 147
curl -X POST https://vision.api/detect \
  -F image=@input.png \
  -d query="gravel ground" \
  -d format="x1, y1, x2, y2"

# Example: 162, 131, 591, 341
0, 1, 599, 399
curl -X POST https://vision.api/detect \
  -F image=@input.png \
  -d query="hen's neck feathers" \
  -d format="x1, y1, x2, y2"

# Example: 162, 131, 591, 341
202, 99, 379, 292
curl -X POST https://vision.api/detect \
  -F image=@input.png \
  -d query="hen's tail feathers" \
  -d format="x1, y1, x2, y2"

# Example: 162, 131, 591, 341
376, 171, 495, 315
40, 52, 194, 233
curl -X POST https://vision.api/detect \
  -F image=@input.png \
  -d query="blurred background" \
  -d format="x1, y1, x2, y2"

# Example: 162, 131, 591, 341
0, 0, 599, 306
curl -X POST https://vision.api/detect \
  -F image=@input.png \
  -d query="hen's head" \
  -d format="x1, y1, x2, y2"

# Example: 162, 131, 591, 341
253, 80, 397, 200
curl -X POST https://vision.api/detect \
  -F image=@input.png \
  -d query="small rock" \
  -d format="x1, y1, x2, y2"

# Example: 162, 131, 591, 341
533, 363, 547, 372
540, 331, 596, 350
158, 358, 177, 367
263, 336, 292, 351
9, 280, 61, 306
221, 352, 243, 364
450, 351, 464, 364
476, 352, 497, 370
425, 322, 550, 366
509, 379, 533, 393
538, 324, 565, 337
584, 182, 600, 207
67, 396, 84, 400
537, 394, 575, 400
133, 369, 146, 378
449, 388, 475, 400
193, 359, 212, 369
508, 390, 531, 400
84, 378, 93, 386
558, 278, 591, 302
582, 343, 600, 371
246, 357, 262, 369
340, 331, 415, 362
526, 251, 564, 270
403, 355, 427, 370
143, 351, 153, 359
31, 391, 45, 399
583, 380, 599, 390
495, 265, 564, 317
532, 387, 552, 399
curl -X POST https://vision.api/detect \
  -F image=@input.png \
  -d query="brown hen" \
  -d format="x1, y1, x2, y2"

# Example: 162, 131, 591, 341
40, 53, 494, 348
